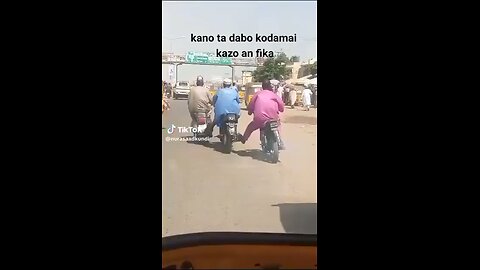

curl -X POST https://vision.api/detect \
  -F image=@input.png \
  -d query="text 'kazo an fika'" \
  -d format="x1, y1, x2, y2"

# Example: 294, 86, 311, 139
216, 49, 274, 58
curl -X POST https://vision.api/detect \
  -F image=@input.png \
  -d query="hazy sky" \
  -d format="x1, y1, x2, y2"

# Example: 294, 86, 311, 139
162, 1, 317, 82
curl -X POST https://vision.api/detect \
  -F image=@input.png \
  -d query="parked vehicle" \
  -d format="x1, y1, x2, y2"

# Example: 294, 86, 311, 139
173, 81, 191, 99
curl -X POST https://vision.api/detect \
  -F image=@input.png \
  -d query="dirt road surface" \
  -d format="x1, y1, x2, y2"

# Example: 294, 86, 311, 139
162, 98, 317, 237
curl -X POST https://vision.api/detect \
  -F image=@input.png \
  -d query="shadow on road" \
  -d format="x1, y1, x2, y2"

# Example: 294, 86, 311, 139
231, 149, 275, 163
272, 203, 317, 234
180, 136, 279, 162
181, 136, 227, 154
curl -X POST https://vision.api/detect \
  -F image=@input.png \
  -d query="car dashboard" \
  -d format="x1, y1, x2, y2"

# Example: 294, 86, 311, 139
162, 232, 317, 269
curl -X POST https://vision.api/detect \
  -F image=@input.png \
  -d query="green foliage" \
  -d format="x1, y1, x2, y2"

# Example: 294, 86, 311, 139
276, 52, 290, 65
298, 61, 317, 78
253, 53, 316, 81
253, 53, 289, 81
311, 61, 317, 75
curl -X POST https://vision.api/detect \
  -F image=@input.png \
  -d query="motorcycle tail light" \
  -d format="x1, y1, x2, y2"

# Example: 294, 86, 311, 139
197, 118, 206, 125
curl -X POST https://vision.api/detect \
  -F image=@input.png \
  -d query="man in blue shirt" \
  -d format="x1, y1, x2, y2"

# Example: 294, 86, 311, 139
205, 78, 241, 136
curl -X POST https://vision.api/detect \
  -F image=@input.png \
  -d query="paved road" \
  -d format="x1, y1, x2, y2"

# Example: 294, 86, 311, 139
162, 98, 317, 237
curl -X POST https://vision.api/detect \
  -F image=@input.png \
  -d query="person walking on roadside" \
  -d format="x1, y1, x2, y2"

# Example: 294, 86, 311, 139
302, 84, 313, 111
276, 83, 284, 101
283, 84, 290, 104
289, 86, 297, 109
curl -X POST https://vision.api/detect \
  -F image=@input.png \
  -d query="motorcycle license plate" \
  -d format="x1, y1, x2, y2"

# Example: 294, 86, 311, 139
269, 121, 279, 128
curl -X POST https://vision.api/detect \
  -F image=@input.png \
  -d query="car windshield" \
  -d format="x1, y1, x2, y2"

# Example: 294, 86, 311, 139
162, 1, 317, 240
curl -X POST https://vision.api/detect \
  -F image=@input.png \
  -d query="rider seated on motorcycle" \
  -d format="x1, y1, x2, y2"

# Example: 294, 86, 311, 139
238, 79, 286, 150
188, 75, 213, 129
204, 78, 241, 137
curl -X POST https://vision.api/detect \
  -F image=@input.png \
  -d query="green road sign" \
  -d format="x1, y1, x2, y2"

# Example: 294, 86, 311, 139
186, 52, 232, 65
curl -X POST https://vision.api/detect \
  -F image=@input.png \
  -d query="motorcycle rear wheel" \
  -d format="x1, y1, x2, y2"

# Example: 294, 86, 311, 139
268, 137, 279, 163
223, 133, 232, 154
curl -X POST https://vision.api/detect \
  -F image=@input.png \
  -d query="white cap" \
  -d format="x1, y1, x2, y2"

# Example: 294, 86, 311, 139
223, 78, 232, 84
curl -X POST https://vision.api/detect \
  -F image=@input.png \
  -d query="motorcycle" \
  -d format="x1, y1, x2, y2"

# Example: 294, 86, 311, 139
219, 113, 239, 154
260, 120, 282, 163
192, 112, 211, 140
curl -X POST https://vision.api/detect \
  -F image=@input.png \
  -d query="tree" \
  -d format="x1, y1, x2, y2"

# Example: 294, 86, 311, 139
298, 61, 317, 78
285, 67, 292, 79
311, 61, 317, 75
290, 56, 300, 62
276, 52, 290, 65
253, 54, 289, 82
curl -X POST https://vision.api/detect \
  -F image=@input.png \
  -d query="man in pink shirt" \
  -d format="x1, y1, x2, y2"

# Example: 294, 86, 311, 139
240, 80, 285, 150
